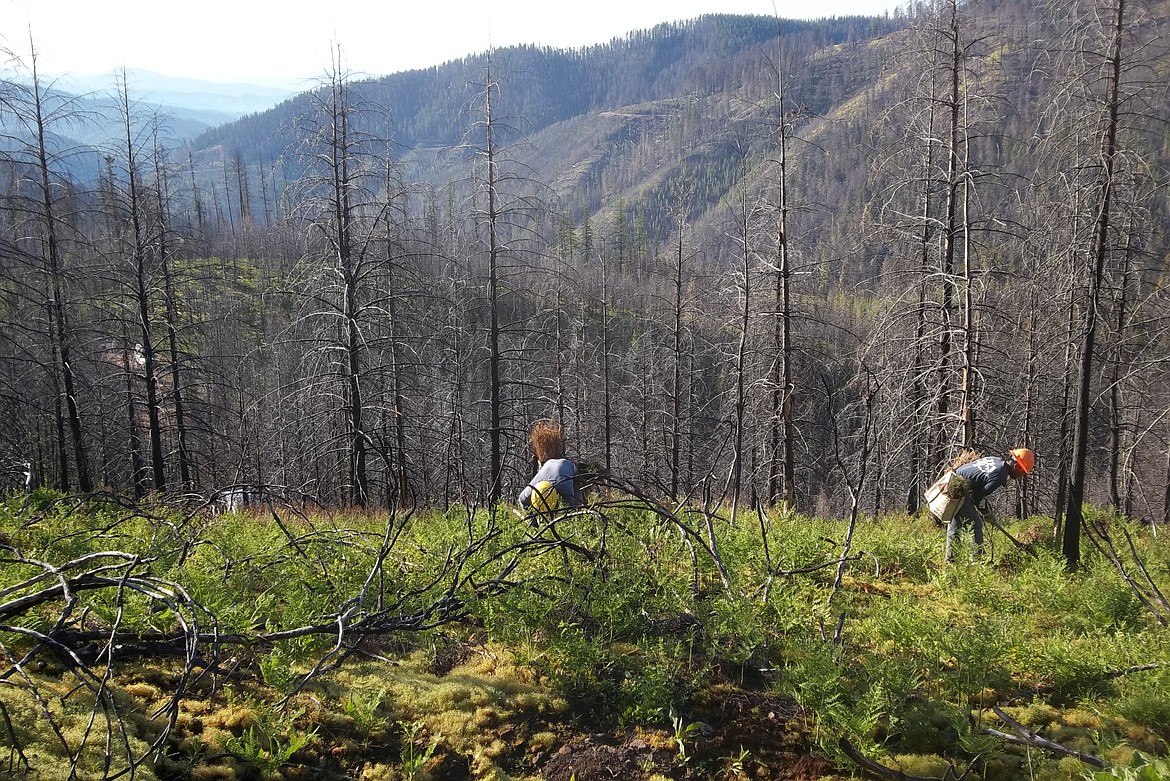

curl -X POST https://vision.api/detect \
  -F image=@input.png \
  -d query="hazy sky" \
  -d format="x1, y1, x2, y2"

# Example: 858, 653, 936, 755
1, 0, 901, 89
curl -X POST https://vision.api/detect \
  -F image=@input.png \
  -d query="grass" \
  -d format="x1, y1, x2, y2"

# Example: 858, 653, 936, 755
0, 491, 1168, 780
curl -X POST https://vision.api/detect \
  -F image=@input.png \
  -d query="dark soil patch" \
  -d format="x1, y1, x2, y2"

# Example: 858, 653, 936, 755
542, 734, 678, 781
540, 689, 842, 781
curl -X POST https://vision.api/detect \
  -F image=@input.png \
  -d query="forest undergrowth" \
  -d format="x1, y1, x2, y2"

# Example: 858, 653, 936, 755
1, 488, 1168, 781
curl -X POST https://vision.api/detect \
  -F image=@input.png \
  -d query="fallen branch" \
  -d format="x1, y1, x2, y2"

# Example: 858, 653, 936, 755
985, 707, 1107, 769
838, 738, 979, 780
981, 513, 1034, 556
1104, 662, 1166, 680
0, 701, 30, 774
0, 497, 559, 776
1083, 520, 1170, 626
772, 551, 872, 577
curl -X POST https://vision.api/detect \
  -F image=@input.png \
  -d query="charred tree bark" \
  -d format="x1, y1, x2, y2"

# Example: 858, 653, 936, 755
768, 25, 798, 511
1064, 0, 1125, 571
115, 74, 167, 492
25, 45, 92, 492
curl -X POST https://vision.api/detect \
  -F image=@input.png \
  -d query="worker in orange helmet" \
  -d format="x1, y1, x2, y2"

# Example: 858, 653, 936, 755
938, 447, 1034, 563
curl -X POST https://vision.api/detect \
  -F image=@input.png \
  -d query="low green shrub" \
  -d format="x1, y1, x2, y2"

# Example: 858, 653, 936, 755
1, 496, 1168, 779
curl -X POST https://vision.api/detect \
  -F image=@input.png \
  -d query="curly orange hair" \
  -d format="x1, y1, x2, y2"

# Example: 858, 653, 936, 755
529, 421, 566, 463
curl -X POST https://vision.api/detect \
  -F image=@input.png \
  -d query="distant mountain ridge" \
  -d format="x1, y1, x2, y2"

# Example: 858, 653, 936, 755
53, 68, 296, 118
182, 12, 905, 243
0, 68, 299, 180
188, 14, 900, 160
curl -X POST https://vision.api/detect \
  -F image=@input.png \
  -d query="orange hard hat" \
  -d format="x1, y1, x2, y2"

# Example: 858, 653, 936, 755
1010, 448, 1035, 475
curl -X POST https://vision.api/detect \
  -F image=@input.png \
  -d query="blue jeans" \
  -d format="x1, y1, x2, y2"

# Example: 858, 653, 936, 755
946, 499, 984, 562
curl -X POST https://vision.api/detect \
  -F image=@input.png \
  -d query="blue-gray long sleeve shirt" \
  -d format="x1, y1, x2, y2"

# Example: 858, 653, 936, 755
518, 458, 581, 508
954, 456, 1011, 504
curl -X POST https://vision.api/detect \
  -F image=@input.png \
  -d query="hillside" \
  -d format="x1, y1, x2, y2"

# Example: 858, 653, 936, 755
184, 13, 905, 239
189, 15, 899, 159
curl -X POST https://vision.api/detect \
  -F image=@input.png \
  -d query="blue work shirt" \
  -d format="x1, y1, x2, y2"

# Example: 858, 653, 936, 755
954, 456, 1011, 504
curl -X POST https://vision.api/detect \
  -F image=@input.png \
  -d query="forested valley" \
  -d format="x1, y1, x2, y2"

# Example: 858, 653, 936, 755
2, 0, 1170, 778
1, 0, 1166, 537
